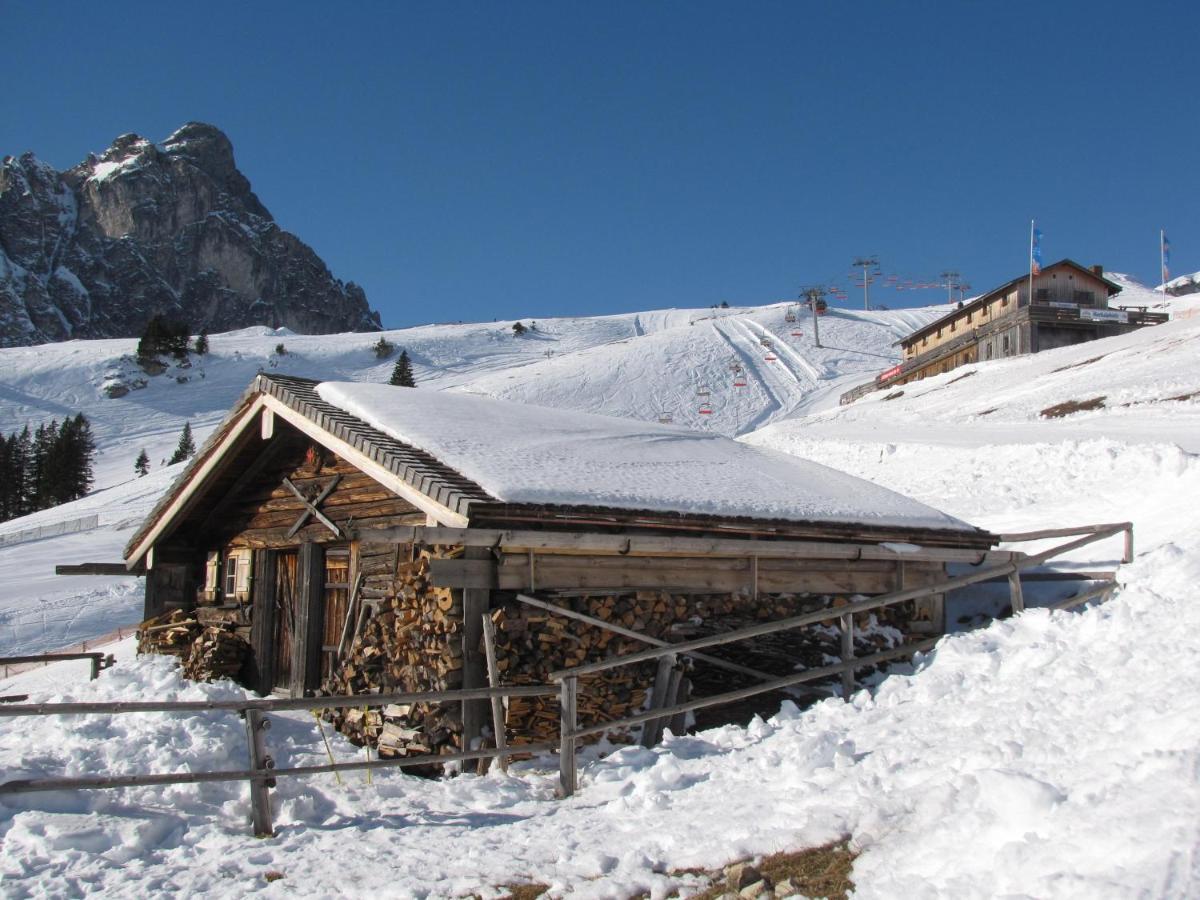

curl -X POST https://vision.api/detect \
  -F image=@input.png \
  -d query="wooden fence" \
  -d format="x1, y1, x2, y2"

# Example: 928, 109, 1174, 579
0, 521, 1131, 832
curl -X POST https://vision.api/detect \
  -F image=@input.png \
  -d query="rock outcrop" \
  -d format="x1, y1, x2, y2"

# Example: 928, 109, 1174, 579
0, 123, 381, 346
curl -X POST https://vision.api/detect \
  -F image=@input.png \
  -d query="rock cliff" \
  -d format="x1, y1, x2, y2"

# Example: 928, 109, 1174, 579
0, 123, 381, 346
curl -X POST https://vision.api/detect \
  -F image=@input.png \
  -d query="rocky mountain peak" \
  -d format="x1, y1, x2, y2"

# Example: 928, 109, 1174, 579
0, 124, 381, 346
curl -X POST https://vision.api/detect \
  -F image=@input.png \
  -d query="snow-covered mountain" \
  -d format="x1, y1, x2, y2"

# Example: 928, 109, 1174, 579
0, 123, 380, 347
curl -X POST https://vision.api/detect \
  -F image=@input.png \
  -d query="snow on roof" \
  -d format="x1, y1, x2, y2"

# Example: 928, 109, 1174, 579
316, 382, 974, 532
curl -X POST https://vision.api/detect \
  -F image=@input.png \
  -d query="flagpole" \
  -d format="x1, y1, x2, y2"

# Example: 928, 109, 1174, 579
1160, 229, 1167, 303
1028, 219, 1035, 306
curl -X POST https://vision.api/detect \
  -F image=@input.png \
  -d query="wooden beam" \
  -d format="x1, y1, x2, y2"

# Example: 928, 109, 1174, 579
480, 613, 508, 772
283, 476, 342, 538
56, 563, 141, 576
261, 407, 275, 440
356, 526, 1011, 566
197, 434, 293, 537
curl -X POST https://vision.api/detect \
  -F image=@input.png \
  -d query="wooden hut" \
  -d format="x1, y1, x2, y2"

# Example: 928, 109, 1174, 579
126, 374, 999, 756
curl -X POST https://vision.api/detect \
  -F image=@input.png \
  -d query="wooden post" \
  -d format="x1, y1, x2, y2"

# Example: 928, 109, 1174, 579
250, 550, 278, 695
1008, 571, 1025, 614
1123, 526, 1134, 564
668, 677, 691, 736
480, 613, 509, 772
839, 613, 854, 699
244, 709, 274, 837
558, 676, 578, 797
89, 655, 101, 681
460, 547, 492, 750
642, 653, 677, 748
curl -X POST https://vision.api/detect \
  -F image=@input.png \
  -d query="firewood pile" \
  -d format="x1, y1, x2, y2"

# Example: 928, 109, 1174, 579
137, 609, 251, 682
322, 544, 466, 758
182, 626, 249, 682
137, 609, 199, 658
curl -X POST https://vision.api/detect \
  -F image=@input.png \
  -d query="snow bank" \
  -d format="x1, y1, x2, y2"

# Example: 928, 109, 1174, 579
317, 381, 973, 532
1, 542, 1197, 897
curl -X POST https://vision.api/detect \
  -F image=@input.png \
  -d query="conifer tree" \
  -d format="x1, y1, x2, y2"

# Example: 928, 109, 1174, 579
389, 349, 416, 387
168, 422, 196, 465
194, 330, 209, 355
135, 449, 150, 477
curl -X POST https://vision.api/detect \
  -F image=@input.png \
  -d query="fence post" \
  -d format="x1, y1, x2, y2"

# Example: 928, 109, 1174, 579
89, 655, 101, 681
1008, 571, 1025, 614
839, 613, 855, 699
480, 614, 509, 773
642, 653, 677, 748
558, 676, 578, 798
244, 710, 275, 837
1123, 526, 1134, 564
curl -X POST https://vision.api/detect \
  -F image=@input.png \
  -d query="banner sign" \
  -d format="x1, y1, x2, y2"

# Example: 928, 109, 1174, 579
877, 364, 903, 382
1048, 301, 1078, 309
1081, 308, 1128, 323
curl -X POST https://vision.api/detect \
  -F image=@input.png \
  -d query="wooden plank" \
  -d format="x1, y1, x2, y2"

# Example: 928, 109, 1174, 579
558, 676, 578, 797
283, 476, 342, 538
480, 614, 509, 772
460, 547, 491, 749
55, 563, 135, 576
359, 527, 1007, 564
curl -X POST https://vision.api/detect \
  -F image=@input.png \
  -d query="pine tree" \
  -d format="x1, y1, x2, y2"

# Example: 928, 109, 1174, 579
135, 449, 150, 477
13, 426, 32, 516
512, 322, 527, 336
66, 414, 95, 500
389, 350, 416, 387
168, 422, 196, 465
194, 330, 209, 355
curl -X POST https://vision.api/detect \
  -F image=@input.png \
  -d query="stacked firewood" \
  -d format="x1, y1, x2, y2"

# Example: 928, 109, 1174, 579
322, 544, 466, 757
182, 626, 249, 682
137, 610, 199, 658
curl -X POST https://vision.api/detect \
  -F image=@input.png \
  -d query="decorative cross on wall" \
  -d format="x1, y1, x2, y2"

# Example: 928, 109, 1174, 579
283, 475, 342, 538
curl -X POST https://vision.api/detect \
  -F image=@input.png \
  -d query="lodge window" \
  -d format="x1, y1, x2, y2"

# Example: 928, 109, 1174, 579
1074, 290, 1094, 304
224, 556, 239, 597
1036, 288, 1050, 301
950, 320, 956, 332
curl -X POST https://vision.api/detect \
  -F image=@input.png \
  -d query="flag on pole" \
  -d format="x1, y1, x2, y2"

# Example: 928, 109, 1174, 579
1030, 224, 1043, 276
1161, 231, 1171, 283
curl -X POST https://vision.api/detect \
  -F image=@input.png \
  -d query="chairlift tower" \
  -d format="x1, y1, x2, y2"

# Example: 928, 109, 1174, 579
851, 256, 879, 310
802, 286, 826, 348
940, 270, 960, 305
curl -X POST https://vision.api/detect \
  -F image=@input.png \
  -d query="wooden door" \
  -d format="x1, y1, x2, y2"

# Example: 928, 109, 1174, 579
274, 550, 299, 689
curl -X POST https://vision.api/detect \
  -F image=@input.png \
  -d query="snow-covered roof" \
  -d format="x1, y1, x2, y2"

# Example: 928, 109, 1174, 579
316, 381, 975, 532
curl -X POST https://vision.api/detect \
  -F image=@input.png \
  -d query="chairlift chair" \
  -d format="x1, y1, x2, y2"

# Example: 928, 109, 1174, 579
698, 402, 713, 415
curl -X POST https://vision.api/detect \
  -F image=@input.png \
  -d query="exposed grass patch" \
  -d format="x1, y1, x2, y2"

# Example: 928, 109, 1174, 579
498, 884, 550, 900
682, 840, 857, 899
882, 390, 905, 401
946, 370, 977, 385
1051, 354, 1106, 373
263, 871, 285, 883
1040, 396, 1106, 418
975, 407, 998, 416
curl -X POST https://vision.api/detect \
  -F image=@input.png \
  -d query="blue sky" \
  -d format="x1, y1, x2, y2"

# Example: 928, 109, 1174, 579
3, 1, 1194, 327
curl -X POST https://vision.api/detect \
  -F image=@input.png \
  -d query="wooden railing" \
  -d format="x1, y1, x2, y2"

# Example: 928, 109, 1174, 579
0, 684, 556, 837
548, 521, 1132, 795
0, 522, 1133, 830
